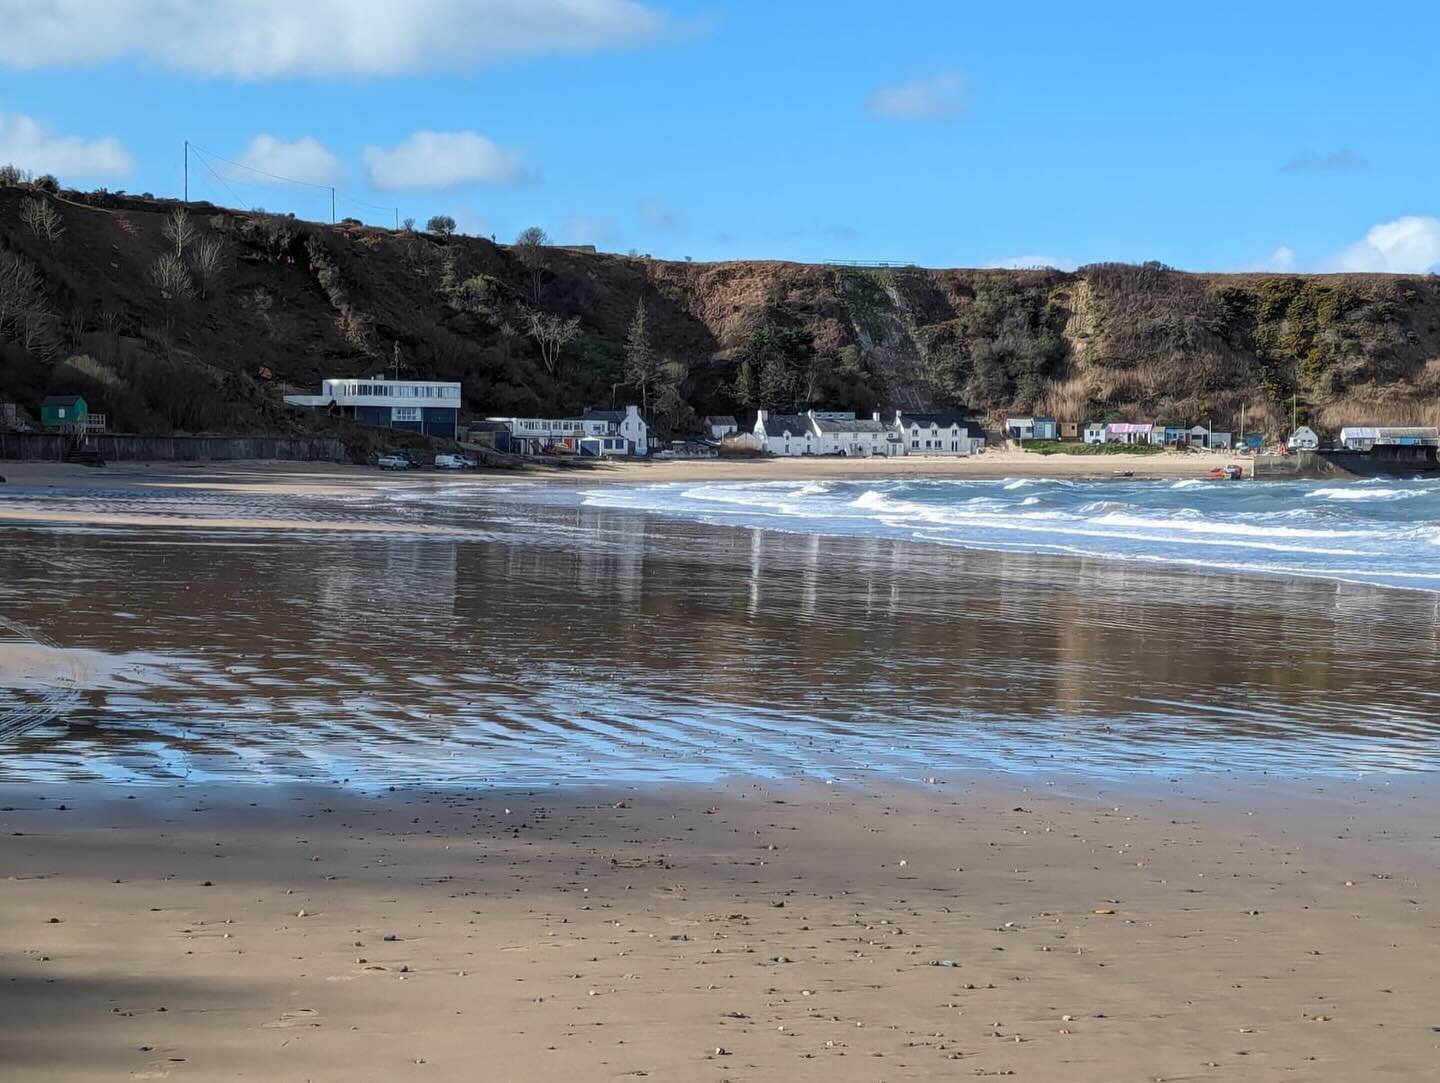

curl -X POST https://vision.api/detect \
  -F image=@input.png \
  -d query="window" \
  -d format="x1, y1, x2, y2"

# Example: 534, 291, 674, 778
392, 407, 420, 422
951, 441, 959, 451
911, 440, 919, 449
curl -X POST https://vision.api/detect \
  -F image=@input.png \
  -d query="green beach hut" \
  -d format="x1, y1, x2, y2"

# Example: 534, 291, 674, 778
40, 395, 88, 429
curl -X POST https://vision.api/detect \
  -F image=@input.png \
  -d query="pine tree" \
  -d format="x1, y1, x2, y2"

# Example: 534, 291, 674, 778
733, 359, 755, 407
759, 351, 794, 410
624, 299, 658, 416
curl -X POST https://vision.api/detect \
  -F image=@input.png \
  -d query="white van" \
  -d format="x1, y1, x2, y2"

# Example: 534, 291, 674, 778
434, 454, 476, 470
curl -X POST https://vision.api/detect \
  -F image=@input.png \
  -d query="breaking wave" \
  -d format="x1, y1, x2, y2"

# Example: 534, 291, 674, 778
582, 476, 1440, 592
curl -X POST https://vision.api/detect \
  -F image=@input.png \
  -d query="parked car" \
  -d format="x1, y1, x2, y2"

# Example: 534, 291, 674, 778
376, 454, 412, 471
434, 453, 476, 470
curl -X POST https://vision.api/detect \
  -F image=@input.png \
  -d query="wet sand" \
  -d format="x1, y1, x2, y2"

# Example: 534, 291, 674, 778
3, 458, 1437, 1080
3, 777, 1436, 1082
0, 446, 1242, 501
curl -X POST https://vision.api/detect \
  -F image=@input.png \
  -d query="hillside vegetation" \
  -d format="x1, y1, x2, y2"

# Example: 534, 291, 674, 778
3, 180, 1440, 441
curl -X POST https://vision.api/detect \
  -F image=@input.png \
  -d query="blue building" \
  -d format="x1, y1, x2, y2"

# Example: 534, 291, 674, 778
285, 378, 461, 438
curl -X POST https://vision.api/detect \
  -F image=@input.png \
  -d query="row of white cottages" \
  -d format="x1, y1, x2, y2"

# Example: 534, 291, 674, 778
742, 409, 987, 457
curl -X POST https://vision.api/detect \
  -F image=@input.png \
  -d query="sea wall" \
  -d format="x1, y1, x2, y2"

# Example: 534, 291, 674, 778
0, 433, 347, 463
1252, 451, 1343, 480
1254, 447, 1440, 480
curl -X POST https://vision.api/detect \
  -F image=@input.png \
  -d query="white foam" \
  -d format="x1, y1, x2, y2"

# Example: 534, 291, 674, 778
1307, 487, 1417, 502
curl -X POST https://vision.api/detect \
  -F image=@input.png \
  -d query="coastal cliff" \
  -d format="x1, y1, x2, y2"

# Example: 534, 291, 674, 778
3, 184, 1440, 439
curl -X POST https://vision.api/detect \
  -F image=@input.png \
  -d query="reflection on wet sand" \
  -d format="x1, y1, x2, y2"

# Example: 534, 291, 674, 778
1, 482, 1439, 783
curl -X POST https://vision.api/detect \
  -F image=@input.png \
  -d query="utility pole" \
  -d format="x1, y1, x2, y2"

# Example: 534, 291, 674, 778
330, 188, 336, 225
183, 140, 188, 203
392, 342, 401, 380
394, 208, 399, 230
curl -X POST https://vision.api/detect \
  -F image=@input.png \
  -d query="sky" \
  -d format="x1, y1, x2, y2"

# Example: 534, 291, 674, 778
1, 0, 1438, 272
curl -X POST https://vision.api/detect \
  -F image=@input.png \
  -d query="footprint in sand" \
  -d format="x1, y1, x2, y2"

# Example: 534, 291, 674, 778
261, 1008, 321, 1029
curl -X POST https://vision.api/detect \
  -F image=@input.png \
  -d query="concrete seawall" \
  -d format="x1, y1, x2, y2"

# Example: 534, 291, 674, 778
1254, 448, 1440, 480
1252, 451, 1345, 480
0, 433, 347, 463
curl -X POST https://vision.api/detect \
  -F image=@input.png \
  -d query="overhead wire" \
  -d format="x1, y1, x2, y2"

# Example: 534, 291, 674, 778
187, 141, 399, 226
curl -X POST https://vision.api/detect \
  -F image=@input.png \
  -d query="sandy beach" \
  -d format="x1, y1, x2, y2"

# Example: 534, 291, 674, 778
0, 447, 1245, 501
2, 777, 1435, 1082
3, 450, 1437, 1081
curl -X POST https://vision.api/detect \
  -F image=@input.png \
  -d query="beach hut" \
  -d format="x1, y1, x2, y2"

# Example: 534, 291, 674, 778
1287, 426, 1320, 451
41, 395, 88, 430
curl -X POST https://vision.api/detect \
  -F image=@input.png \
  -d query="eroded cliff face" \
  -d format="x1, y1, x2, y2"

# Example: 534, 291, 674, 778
3, 186, 1439, 438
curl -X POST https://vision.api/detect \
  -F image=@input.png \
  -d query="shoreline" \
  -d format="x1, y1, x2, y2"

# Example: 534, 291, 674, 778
0, 448, 1248, 496
2, 774, 1435, 1081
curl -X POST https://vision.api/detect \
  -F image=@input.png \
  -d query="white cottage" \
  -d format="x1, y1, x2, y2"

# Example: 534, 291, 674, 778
581, 405, 650, 456
754, 410, 816, 456
1287, 426, 1320, 451
894, 412, 986, 456
704, 415, 739, 440
810, 411, 894, 456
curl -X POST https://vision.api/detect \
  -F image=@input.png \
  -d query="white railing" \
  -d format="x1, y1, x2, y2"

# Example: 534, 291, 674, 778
83, 414, 107, 433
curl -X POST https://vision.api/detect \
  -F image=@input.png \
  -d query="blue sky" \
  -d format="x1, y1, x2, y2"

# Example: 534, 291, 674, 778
2, 0, 1438, 272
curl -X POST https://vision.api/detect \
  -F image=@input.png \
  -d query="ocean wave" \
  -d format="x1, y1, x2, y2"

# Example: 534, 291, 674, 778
1307, 487, 1419, 502
577, 477, 1439, 592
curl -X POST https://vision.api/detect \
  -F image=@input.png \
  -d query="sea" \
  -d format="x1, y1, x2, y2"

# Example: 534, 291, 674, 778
1, 472, 1437, 786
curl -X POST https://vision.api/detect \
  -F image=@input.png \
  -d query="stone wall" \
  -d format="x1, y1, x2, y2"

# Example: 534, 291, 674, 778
0, 433, 347, 463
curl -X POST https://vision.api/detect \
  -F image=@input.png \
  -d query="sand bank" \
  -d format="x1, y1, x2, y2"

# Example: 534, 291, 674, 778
0, 447, 1243, 500
2, 777, 1434, 1081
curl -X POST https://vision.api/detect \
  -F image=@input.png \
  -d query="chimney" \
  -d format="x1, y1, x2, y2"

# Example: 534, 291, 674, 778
872, 410, 881, 422
756, 408, 768, 425
626, 403, 639, 416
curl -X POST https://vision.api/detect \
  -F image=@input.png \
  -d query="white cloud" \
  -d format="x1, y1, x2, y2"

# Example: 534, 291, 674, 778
362, 131, 530, 191
1329, 216, 1440, 274
230, 134, 342, 185
0, 0, 669, 78
0, 111, 133, 179
865, 72, 968, 120
988, 255, 1077, 271
1234, 245, 1298, 273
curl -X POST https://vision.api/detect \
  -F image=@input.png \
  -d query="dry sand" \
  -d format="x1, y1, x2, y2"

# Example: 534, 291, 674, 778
0, 447, 1244, 502
2, 777, 1435, 1081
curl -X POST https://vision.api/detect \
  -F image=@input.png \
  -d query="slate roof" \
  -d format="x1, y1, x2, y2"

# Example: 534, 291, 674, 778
759, 414, 811, 437
42, 395, 85, 408
898, 412, 982, 434
704, 415, 738, 427
811, 415, 888, 434
580, 409, 626, 424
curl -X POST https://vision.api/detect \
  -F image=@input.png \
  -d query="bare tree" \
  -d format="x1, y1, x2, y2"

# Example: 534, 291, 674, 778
190, 236, 226, 299
99, 308, 122, 357
514, 226, 549, 303
19, 197, 64, 246
525, 308, 580, 377
151, 252, 195, 301
66, 306, 87, 349
0, 251, 48, 343
163, 206, 195, 257
0, 252, 41, 336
